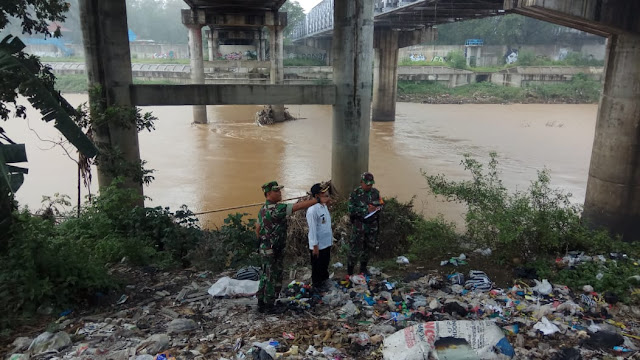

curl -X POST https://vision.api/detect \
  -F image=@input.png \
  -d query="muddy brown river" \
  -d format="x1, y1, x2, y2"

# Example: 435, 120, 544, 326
6, 94, 597, 228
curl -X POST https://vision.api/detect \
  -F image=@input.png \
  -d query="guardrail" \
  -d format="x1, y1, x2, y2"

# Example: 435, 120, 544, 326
291, 0, 420, 40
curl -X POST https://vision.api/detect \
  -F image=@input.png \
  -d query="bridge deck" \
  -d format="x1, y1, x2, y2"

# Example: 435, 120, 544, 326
182, 0, 286, 13
293, 0, 506, 40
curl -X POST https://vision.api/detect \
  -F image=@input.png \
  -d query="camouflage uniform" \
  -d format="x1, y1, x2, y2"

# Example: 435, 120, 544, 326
257, 198, 293, 307
348, 185, 383, 274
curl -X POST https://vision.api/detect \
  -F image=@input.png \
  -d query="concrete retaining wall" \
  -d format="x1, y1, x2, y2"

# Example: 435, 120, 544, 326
48, 62, 603, 88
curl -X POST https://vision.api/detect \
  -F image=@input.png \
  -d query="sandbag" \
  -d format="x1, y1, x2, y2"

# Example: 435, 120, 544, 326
382, 321, 514, 360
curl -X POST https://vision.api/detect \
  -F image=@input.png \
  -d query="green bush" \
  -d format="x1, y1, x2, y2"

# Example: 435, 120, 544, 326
538, 260, 640, 304
446, 50, 468, 70
375, 197, 422, 259
529, 73, 601, 103
423, 152, 617, 260
408, 216, 459, 259
0, 211, 115, 330
187, 213, 260, 271
284, 58, 326, 66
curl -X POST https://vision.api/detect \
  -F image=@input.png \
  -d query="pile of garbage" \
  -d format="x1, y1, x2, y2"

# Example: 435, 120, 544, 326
5, 252, 640, 360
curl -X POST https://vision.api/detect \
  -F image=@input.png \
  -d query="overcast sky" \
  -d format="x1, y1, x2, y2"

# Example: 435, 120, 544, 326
296, 0, 322, 13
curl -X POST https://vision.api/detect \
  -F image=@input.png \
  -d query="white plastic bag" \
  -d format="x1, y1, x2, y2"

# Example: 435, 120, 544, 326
207, 276, 259, 297
532, 279, 552, 295
382, 321, 515, 360
533, 317, 560, 335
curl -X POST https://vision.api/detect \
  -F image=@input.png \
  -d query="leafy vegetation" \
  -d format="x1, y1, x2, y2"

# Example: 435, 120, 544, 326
434, 14, 604, 46
0, 180, 261, 331
423, 153, 625, 261
284, 58, 326, 66
54, 74, 183, 93
1, 2, 97, 242
446, 50, 468, 70
516, 50, 604, 67
397, 75, 602, 104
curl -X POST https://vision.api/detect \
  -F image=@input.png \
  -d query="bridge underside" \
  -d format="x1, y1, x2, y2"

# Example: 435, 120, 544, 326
298, 0, 505, 41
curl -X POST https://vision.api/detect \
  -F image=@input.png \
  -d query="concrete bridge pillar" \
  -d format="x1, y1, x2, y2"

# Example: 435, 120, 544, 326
584, 34, 640, 240
268, 23, 285, 122
79, 0, 143, 201
187, 24, 207, 124
319, 38, 333, 66
373, 29, 399, 122
206, 27, 218, 61
332, 0, 374, 196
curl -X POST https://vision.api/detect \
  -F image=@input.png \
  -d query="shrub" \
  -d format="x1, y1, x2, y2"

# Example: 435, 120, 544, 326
446, 50, 468, 70
0, 211, 115, 330
187, 213, 260, 272
375, 197, 422, 259
515, 50, 536, 66
423, 152, 617, 260
284, 58, 326, 66
408, 216, 459, 260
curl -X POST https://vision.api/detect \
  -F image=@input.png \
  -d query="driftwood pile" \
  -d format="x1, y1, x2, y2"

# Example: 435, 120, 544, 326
255, 105, 296, 126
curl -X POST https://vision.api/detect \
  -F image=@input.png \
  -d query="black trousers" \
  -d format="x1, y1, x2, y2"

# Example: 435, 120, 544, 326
310, 246, 331, 287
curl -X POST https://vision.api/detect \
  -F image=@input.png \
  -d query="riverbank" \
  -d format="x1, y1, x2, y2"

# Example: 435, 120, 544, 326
397, 77, 602, 104
54, 74, 180, 93
53, 74, 602, 105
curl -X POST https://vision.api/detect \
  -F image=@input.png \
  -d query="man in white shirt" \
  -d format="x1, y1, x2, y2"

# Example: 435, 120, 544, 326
306, 183, 333, 292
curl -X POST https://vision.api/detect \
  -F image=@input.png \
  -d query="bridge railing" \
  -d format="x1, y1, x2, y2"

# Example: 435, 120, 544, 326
290, 0, 419, 41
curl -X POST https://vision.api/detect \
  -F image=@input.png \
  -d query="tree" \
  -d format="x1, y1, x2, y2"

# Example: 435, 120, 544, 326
0, 1, 97, 237
280, 0, 305, 41
435, 14, 567, 46
126, 0, 188, 44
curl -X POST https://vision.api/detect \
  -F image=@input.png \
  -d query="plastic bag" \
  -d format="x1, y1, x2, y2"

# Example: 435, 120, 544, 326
532, 279, 552, 295
208, 277, 259, 297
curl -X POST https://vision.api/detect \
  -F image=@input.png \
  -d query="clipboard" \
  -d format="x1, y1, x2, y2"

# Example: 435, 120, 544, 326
364, 208, 379, 220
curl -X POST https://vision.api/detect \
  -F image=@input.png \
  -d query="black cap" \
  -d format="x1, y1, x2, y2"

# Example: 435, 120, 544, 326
310, 183, 329, 196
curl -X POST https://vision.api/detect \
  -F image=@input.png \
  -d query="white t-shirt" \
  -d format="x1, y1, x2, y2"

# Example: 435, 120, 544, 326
306, 203, 333, 250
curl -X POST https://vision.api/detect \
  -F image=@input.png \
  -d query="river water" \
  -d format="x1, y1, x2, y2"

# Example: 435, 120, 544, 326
6, 94, 597, 228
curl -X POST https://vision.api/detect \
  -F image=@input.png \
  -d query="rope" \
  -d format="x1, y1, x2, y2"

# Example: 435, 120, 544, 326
50, 195, 309, 219
191, 195, 307, 216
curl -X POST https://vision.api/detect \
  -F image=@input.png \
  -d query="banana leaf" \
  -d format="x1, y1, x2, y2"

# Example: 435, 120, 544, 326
0, 144, 28, 193
0, 35, 98, 158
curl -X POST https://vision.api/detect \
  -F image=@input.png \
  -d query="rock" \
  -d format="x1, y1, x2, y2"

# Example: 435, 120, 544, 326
137, 333, 170, 354
28, 331, 71, 354
11, 337, 32, 352
167, 318, 197, 334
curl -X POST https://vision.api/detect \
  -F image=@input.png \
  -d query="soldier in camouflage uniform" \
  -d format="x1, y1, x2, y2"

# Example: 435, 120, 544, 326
347, 172, 384, 276
255, 181, 325, 313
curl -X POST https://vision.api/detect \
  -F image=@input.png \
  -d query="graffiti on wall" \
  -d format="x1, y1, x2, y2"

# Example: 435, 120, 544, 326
153, 51, 176, 59
505, 49, 518, 64
408, 53, 426, 61
287, 52, 327, 61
